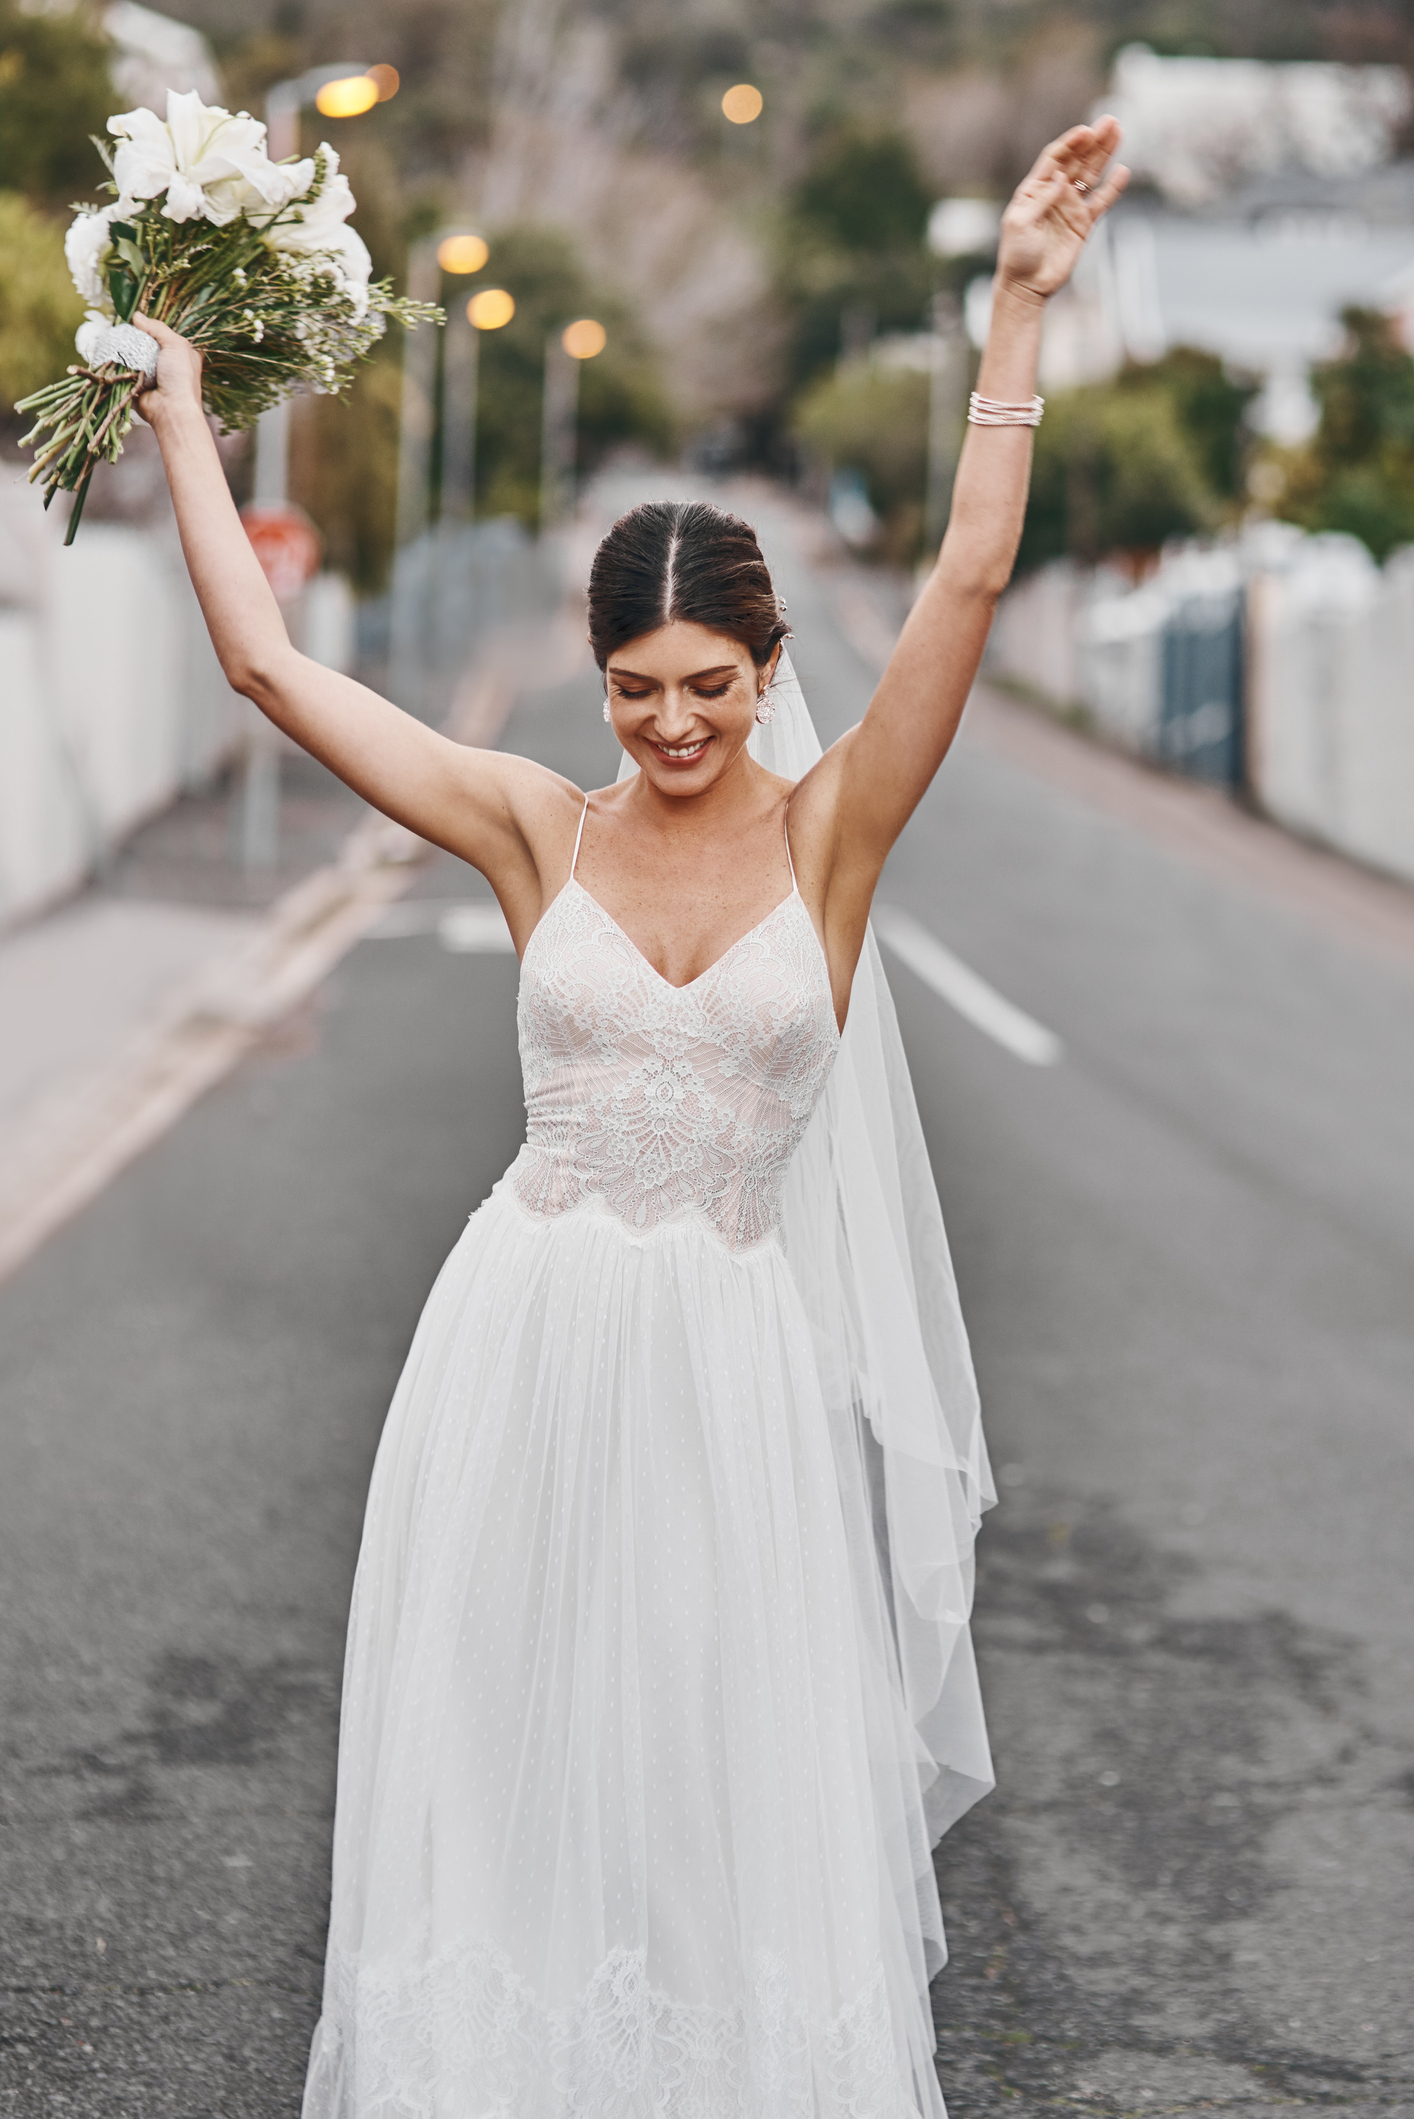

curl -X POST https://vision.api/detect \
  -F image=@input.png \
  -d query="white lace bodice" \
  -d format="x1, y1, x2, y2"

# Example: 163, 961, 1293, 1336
507, 809, 840, 1255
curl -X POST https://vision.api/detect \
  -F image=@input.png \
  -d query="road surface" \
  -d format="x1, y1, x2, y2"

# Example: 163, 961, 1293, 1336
1, 486, 1410, 2118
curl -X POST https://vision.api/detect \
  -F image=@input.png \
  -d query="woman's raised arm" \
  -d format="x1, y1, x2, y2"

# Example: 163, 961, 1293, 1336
134, 314, 576, 934
803, 119, 1128, 906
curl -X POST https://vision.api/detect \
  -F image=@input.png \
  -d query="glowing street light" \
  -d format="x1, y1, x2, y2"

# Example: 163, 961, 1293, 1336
561, 317, 607, 360
542, 319, 605, 530
437, 232, 490, 275
721, 82, 763, 124
468, 287, 516, 330
315, 73, 379, 117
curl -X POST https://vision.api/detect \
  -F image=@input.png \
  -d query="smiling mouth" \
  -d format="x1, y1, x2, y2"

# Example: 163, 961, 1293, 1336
651, 737, 711, 760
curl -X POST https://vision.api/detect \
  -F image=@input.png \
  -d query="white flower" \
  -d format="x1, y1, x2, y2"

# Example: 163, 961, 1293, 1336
260, 145, 372, 316
65, 208, 118, 312
109, 89, 315, 226
75, 309, 113, 362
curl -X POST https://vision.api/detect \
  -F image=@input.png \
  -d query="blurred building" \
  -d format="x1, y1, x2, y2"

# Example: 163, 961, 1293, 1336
1020, 48, 1414, 440
1104, 43, 1409, 207
103, 2, 222, 109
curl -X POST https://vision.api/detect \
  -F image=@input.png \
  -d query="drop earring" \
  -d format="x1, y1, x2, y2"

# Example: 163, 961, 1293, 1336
754, 686, 777, 727
602, 696, 611, 722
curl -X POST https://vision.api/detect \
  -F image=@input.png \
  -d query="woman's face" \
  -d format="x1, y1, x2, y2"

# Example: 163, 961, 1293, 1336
603, 622, 776, 796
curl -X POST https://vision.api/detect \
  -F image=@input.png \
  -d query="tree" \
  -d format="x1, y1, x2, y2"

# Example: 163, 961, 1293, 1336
791, 361, 928, 561
1021, 383, 1215, 569
1276, 307, 1414, 561
0, 192, 84, 414
777, 127, 936, 395
1114, 345, 1259, 500
459, 226, 673, 530
0, 1, 113, 207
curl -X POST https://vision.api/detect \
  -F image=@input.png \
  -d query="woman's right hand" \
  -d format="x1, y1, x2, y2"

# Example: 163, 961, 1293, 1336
132, 312, 204, 426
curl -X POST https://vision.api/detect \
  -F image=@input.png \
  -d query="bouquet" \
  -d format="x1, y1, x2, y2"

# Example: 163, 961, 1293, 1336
17, 90, 442, 542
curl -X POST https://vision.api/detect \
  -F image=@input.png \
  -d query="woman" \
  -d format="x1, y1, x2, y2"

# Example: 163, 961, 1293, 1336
137, 119, 1125, 2118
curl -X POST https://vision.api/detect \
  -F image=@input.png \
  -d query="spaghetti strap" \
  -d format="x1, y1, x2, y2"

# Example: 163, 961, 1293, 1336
782, 805, 799, 894
570, 796, 590, 881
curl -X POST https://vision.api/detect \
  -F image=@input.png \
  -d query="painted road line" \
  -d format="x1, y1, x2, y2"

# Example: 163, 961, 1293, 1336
873, 904, 1063, 1067
439, 905, 516, 953
366, 902, 516, 951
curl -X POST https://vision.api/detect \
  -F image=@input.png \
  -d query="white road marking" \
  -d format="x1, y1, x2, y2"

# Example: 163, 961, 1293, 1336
872, 904, 1063, 1067
366, 902, 516, 952
439, 905, 516, 954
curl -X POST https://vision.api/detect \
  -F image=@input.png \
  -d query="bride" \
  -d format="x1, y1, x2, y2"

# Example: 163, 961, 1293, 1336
136, 120, 1124, 2118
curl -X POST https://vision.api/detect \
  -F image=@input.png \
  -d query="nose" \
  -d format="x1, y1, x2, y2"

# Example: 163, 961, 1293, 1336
650, 686, 705, 737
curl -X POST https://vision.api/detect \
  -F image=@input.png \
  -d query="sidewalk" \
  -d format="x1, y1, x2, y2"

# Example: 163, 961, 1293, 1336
0, 759, 426, 1286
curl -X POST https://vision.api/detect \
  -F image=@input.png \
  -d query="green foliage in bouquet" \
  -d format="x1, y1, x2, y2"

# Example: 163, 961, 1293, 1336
16, 90, 441, 542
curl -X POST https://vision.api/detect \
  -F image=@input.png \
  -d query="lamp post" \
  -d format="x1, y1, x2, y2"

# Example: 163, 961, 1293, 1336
540, 317, 605, 533
238, 61, 394, 870
436, 233, 490, 525
388, 246, 510, 718
923, 198, 1001, 558
924, 291, 968, 553
251, 64, 389, 509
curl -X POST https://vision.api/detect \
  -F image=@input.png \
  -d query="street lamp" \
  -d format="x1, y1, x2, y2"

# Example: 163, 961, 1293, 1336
540, 318, 604, 532
721, 83, 763, 123
388, 229, 512, 717
251, 63, 396, 507
239, 61, 395, 869
437, 239, 487, 527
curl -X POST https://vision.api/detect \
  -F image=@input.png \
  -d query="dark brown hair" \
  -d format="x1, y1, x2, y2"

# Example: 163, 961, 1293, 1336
587, 500, 791, 670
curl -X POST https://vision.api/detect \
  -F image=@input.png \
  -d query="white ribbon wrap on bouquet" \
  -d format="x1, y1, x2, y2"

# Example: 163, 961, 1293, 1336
619, 646, 996, 1990
75, 319, 160, 376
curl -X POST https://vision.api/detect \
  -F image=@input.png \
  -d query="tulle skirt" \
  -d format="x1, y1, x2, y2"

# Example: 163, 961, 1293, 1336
302, 1176, 953, 2119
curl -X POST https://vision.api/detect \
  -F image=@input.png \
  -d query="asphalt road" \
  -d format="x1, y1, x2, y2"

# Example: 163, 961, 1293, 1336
2, 490, 1411, 2119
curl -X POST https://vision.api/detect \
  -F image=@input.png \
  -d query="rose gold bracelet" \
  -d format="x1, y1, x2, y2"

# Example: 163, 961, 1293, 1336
967, 391, 1045, 427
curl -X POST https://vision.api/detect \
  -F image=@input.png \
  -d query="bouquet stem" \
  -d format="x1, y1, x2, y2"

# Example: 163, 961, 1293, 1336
63, 460, 100, 545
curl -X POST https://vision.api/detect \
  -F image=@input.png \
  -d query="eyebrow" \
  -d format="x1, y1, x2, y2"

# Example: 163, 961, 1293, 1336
607, 664, 739, 683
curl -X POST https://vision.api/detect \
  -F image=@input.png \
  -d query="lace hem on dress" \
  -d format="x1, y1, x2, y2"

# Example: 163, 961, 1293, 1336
308, 1939, 924, 2119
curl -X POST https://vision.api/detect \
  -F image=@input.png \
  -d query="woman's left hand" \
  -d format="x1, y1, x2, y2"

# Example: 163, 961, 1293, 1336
995, 117, 1129, 304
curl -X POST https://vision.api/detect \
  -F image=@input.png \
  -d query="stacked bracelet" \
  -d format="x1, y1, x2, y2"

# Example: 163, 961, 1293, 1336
967, 391, 1045, 427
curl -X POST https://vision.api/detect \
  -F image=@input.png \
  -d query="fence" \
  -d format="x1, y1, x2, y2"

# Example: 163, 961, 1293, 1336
0, 468, 356, 930
988, 527, 1414, 887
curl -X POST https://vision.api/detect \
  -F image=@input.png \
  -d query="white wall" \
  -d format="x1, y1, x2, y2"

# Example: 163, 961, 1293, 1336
0, 489, 244, 926
0, 466, 358, 929
1247, 536, 1414, 884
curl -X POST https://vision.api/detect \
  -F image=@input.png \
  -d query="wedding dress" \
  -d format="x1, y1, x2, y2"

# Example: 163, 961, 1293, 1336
303, 657, 994, 2119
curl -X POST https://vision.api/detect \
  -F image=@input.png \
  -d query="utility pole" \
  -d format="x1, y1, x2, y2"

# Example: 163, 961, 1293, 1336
387, 239, 443, 720
240, 62, 388, 866
925, 291, 969, 553
540, 318, 606, 533
539, 335, 577, 533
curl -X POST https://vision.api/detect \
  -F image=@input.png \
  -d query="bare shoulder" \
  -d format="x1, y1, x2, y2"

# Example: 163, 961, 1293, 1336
437, 747, 587, 944
440, 744, 584, 854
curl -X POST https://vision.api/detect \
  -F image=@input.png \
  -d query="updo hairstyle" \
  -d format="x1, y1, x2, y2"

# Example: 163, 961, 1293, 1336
587, 501, 791, 672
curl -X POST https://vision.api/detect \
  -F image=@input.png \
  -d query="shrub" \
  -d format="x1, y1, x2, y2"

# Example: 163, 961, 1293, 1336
1276, 307, 1414, 561
1021, 381, 1216, 569
0, 191, 83, 413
